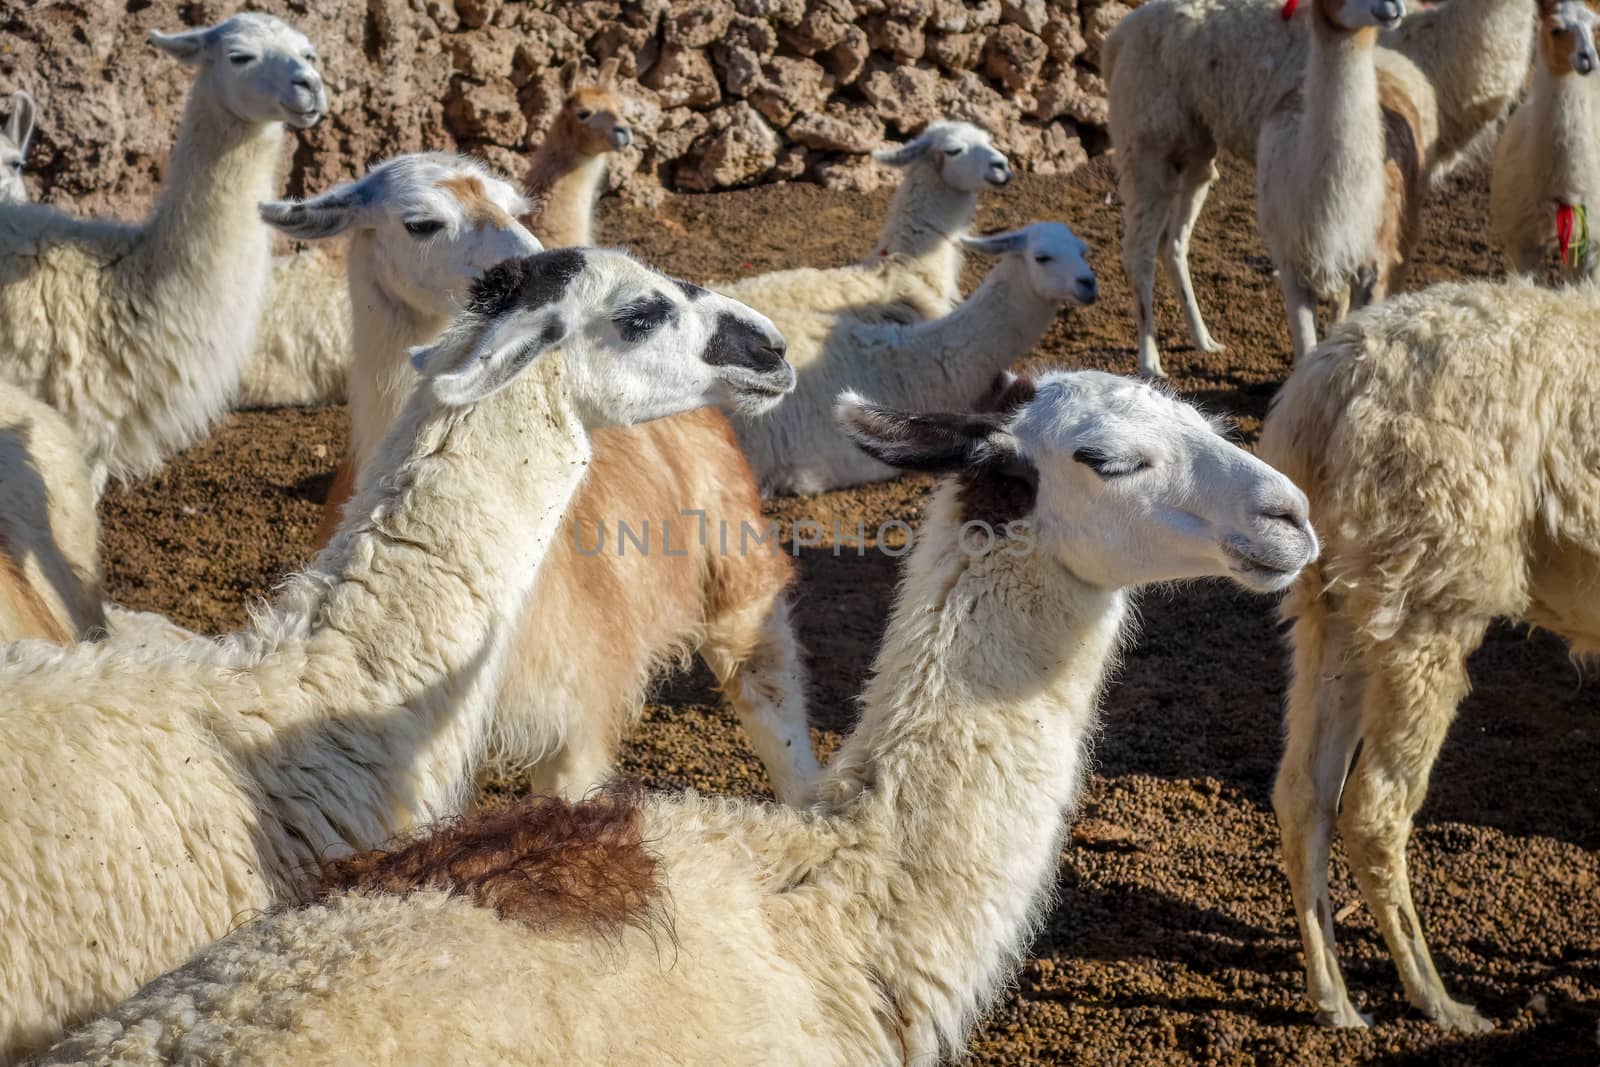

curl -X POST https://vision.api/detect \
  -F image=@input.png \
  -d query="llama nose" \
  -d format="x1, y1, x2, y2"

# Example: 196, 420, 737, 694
1077, 275, 1098, 303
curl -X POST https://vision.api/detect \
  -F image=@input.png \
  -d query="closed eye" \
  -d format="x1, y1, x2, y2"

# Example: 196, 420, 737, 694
944, 146, 963, 156
1035, 254, 1054, 264
228, 53, 256, 65
1073, 448, 1150, 478
403, 219, 446, 238
575, 108, 593, 120
613, 293, 677, 341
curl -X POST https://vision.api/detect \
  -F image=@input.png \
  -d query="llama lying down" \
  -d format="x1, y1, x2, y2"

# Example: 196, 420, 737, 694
39, 371, 1318, 1066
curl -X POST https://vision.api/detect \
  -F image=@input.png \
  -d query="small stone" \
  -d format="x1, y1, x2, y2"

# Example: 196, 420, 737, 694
983, 24, 1047, 91
1042, 13, 1088, 62
867, 16, 927, 62
748, 55, 831, 127
444, 79, 526, 143
821, 25, 872, 84
446, 25, 519, 82
810, 153, 895, 192
676, 102, 780, 190
454, 0, 500, 29
642, 45, 722, 108
1085, 1, 1134, 55
1000, 0, 1048, 33
927, 30, 983, 71
664, 0, 736, 47
859, 61, 942, 133
788, 102, 885, 153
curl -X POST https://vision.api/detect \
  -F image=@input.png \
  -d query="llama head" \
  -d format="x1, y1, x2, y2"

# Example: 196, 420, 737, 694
1539, 0, 1600, 75
0, 90, 33, 204
408, 249, 794, 424
1318, 0, 1403, 30
148, 13, 327, 129
838, 370, 1317, 593
964, 222, 1099, 307
260, 153, 542, 319
873, 120, 1011, 192
556, 58, 635, 155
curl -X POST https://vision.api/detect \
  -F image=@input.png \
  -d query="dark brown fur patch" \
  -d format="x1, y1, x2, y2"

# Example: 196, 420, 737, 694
957, 371, 1040, 528
314, 783, 660, 936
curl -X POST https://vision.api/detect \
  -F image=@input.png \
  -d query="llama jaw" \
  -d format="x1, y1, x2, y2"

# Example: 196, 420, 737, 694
1221, 535, 1315, 592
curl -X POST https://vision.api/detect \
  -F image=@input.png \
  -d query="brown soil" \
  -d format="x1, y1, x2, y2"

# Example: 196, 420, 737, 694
98, 155, 1599, 1064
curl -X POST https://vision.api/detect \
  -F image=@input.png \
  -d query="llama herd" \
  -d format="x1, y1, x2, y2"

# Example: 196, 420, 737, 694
0, 0, 1592, 1061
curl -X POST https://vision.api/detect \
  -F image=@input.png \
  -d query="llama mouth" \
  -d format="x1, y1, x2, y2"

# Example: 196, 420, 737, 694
1221, 540, 1300, 588
283, 106, 324, 128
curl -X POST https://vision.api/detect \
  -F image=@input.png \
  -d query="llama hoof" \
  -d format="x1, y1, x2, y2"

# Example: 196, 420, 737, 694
1314, 1003, 1371, 1029
1138, 364, 1169, 381
1197, 337, 1225, 355
1427, 1000, 1495, 1034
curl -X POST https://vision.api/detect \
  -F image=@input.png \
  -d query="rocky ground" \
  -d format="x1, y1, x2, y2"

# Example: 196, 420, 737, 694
99, 156, 1599, 1064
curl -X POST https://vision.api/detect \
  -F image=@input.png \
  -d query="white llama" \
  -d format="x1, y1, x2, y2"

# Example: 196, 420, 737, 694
275, 156, 819, 803
732, 221, 1098, 495
0, 14, 325, 494
1260, 275, 1600, 1032
1490, 0, 1600, 276
37, 369, 1318, 1066
0, 249, 793, 1065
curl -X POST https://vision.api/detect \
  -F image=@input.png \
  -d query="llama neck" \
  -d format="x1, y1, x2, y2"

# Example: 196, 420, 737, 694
345, 234, 451, 469
1526, 61, 1599, 201
240, 357, 591, 858
1288, 16, 1387, 242
869, 164, 976, 304
813, 485, 1125, 1058
524, 141, 607, 248
1387, 0, 1536, 167
874, 260, 1059, 410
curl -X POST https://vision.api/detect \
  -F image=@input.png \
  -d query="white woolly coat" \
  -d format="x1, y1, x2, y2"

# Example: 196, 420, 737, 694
235, 246, 351, 407
39, 484, 1124, 1067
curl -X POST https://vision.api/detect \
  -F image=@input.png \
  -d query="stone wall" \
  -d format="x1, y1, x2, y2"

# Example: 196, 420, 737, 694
0, 0, 1124, 214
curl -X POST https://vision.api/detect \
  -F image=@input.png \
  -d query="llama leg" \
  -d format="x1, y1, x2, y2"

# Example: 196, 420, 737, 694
1274, 600, 1371, 1028
1161, 158, 1225, 355
1277, 272, 1319, 361
1339, 623, 1494, 1033
524, 724, 617, 800
313, 456, 358, 550
702, 594, 819, 805
1121, 162, 1177, 379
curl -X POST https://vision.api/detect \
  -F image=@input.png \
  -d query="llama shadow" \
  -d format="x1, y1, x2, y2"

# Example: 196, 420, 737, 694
0, 415, 97, 636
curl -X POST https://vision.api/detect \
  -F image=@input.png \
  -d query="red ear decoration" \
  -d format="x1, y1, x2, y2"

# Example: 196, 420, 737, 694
1282, 0, 1299, 20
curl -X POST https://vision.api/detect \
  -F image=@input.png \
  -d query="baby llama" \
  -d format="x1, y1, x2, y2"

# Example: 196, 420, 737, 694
0, 15, 325, 494
733, 221, 1098, 495
522, 58, 634, 246
276, 156, 819, 803
1260, 276, 1600, 1032
0, 249, 793, 1064
0, 90, 34, 203
1256, 0, 1437, 358
1490, 0, 1600, 276
38, 369, 1318, 1066
1106, 0, 1535, 375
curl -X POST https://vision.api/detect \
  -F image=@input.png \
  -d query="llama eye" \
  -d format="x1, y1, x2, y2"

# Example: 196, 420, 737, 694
1035, 254, 1054, 264
303, 50, 317, 62
228, 53, 256, 65
1073, 448, 1150, 478
403, 219, 445, 238
8, 162, 20, 174
576, 109, 593, 120
944, 146, 963, 156
612, 293, 676, 341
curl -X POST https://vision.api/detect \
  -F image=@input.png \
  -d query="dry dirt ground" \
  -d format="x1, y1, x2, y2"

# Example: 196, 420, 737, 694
98, 154, 1598, 1065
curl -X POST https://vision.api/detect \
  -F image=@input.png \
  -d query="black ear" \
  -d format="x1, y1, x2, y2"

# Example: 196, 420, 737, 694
836, 392, 1014, 474
973, 369, 1038, 414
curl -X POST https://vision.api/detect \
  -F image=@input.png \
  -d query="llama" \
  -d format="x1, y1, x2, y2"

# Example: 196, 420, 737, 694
714, 121, 1012, 328
1258, 276, 1600, 1032
0, 249, 794, 1065
1106, 0, 1535, 376
0, 15, 324, 494
278, 156, 819, 803
732, 221, 1098, 495
37, 369, 1318, 1067
1256, 0, 1437, 359
0, 90, 34, 204
523, 58, 634, 247
0, 379, 101, 642
1490, 0, 1600, 276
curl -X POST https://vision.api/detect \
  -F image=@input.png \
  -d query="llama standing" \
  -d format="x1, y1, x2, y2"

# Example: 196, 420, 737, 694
38, 370, 1318, 1066
1106, 0, 1535, 376
0, 249, 793, 1065
280, 155, 818, 802
1260, 276, 1600, 1032
0, 91, 34, 204
523, 58, 633, 247
0, 15, 325, 494
1256, 0, 1437, 358
1490, 0, 1600, 276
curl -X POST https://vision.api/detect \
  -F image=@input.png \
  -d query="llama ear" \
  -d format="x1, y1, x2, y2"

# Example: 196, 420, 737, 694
836, 393, 1017, 474
413, 307, 570, 407
962, 228, 1027, 256
973, 369, 1038, 413
5, 92, 35, 154
259, 180, 373, 240
559, 60, 582, 94
872, 131, 931, 167
597, 57, 622, 86
148, 27, 211, 65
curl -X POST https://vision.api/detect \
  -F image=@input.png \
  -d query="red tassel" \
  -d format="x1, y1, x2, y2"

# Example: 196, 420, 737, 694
1282, 0, 1299, 19
1558, 203, 1576, 266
